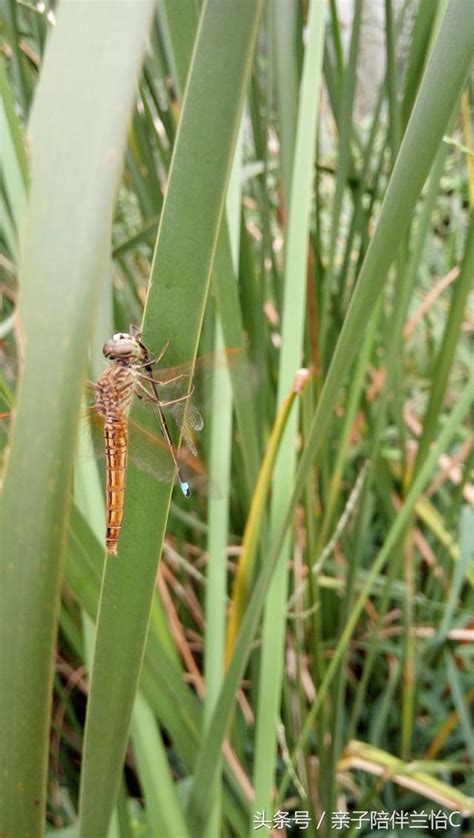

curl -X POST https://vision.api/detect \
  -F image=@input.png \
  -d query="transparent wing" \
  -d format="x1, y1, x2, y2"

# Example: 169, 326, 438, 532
128, 413, 185, 484
139, 346, 251, 410
147, 347, 243, 387
137, 346, 252, 450
2, 346, 249, 491
168, 401, 204, 457
78, 384, 205, 489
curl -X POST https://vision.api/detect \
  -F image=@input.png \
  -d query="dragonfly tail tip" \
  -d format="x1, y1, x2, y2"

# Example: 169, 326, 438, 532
181, 481, 191, 498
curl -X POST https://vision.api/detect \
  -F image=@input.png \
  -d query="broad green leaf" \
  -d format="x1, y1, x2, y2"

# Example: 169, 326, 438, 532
0, 5, 154, 834
78, 3, 264, 836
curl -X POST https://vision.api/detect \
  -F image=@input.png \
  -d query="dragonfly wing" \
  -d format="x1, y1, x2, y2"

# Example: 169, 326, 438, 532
128, 414, 211, 493
127, 414, 178, 484
77, 388, 189, 487
166, 401, 203, 457
77, 404, 105, 461
135, 372, 204, 458
76, 369, 213, 491
186, 404, 204, 432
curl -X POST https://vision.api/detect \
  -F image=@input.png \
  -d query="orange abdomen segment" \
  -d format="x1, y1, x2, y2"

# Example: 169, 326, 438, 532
104, 418, 128, 555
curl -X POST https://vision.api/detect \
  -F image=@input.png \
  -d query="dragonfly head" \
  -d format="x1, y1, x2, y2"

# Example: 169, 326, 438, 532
103, 333, 146, 364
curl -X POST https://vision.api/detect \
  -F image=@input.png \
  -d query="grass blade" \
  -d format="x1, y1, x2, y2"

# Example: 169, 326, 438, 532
131, 692, 190, 837
181, 3, 474, 826
0, 6, 154, 834
279, 379, 474, 798
78, 2, 264, 835
252, 0, 325, 819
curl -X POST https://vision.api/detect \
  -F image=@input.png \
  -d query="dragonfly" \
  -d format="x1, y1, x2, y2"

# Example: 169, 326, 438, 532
87, 327, 203, 556
1, 334, 244, 555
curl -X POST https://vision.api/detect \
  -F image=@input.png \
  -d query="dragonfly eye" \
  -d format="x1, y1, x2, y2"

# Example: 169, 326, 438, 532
103, 333, 146, 362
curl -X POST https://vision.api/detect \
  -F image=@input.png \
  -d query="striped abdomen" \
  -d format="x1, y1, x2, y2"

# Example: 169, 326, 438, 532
104, 416, 128, 555
95, 363, 136, 555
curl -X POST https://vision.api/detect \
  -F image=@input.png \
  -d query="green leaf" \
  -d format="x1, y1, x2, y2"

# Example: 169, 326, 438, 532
131, 692, 190, 837
0, 54, 28, 236
252, 0, 326, 819
78, 2, 264, 836
0, 5, 154, 835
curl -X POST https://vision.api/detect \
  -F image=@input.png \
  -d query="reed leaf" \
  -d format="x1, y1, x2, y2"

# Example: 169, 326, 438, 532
0, 6, 154, 834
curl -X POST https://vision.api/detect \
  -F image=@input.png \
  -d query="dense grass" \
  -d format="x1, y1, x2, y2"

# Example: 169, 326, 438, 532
1, 1, 473, 836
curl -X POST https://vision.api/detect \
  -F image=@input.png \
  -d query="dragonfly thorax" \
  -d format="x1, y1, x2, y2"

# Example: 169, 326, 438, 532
96, 363, 137, 419
102, 333, 146, 366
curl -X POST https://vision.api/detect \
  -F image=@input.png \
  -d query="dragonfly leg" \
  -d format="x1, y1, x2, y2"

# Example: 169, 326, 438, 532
158, 386, 195, 407
135, 374, 195, 407
155, 372, 192, 387
138, 369, 192, 388
135, 341, 170, 369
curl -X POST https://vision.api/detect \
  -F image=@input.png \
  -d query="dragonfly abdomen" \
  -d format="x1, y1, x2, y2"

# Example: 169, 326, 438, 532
94, 363, 137, 555
104, 415, 128, 556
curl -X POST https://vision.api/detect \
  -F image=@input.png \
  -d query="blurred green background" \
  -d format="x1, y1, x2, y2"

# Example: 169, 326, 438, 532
0, 1, 473, 836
